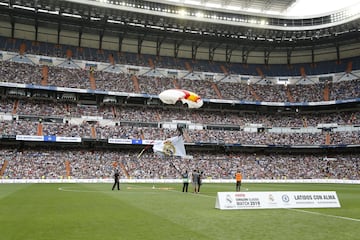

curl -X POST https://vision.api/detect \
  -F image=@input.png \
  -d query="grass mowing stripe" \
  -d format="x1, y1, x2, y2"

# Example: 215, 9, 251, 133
0, 183, 31, 199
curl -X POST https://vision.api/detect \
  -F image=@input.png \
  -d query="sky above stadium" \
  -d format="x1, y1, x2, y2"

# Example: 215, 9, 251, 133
285, 0, 360, 16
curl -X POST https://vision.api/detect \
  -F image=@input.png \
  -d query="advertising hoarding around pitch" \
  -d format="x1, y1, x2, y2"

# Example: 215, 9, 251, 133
215, 191, 340, 210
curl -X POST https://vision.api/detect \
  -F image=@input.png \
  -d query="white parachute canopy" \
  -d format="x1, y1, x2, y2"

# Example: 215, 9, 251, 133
158, 89, 203, 109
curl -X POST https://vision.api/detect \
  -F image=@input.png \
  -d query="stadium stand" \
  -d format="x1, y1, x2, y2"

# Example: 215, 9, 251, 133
0, 1, 359, 182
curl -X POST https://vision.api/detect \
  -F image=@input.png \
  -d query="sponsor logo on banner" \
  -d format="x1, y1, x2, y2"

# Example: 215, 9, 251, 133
39, 57, 53, 65
108, 138, 132, 144
223, 194, 237, 209
56, 137, 81, 143
215, 191, 340, 210
131, 139, 142, 144
44, 135, 56, 142
16, 135, 44, 141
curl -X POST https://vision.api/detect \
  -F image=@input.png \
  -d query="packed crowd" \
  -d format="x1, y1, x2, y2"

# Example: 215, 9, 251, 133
0, 119, 359, 145
1, 61, 360, 102
1, 148, 358, 180
5, 99, 360, 126
3, 36, 358, 76
0, 98, 359, 144
0, 54, 358, 181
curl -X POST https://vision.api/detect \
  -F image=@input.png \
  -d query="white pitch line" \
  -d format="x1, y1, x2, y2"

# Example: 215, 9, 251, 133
58, 187, 105, 193
287, 208, 360, 222
58, 186, 175, 194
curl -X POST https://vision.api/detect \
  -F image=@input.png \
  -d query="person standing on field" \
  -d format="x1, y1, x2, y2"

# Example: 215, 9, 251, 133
235, 170, 242, 192
192, 169, 199, 193
112, 169, 120, 191
197, 170, 203, 193
182, 170, 189, 192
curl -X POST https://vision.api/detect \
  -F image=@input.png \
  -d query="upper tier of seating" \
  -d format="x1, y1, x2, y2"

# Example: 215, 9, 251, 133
1, 36, 359, 76
2, 60, 360, 102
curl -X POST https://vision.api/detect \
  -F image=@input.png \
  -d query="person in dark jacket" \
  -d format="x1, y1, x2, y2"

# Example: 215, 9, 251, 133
112, 170, 120, 191
182, 170, 189, 192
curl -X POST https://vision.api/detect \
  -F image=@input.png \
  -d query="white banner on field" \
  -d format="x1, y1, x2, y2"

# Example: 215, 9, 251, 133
215, 191, 341, 210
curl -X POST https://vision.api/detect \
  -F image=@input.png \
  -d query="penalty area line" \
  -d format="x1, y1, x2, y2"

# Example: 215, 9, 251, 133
287, 208, 360, 222
58, 186, 175, 193
126, 186, 175, 190
58, 187, 104, 193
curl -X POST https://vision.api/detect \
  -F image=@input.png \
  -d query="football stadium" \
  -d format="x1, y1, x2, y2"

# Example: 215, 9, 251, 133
0, 0, 359, 239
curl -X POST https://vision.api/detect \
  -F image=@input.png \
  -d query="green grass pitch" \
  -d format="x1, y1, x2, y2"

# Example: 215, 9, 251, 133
0, 183, 359, 240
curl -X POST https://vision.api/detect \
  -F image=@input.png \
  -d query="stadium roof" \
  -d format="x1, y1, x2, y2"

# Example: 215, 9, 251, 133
145, 0, 359, 16
0, 0, 359, 55
149, 0, 296, 15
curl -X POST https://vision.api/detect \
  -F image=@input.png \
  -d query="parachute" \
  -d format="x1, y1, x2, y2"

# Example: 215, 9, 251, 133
158, 89, 203, 109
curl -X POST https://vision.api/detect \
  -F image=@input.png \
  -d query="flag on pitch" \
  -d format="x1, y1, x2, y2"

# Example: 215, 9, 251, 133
152, 135, 186, 157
